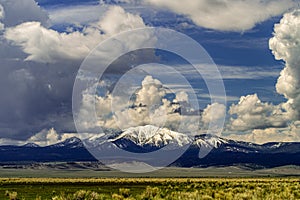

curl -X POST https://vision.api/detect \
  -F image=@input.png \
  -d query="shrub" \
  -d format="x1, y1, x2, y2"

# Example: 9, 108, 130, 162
9, 192, 18, 200
119, 188, 131, 198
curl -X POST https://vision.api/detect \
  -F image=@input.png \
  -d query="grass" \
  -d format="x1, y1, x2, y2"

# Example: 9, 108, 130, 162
0, 178, 299, 199
1, 165, 300, 178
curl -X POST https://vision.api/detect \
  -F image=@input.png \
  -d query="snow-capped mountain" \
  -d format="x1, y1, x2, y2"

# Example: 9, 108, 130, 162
0, 137, 95, 163
110, 125, 192, 148
194, 134, 228, 148
83, 125, 192, 154
22, 143, 40, 148
50, 137, 84, 148
0, 125, 300, 168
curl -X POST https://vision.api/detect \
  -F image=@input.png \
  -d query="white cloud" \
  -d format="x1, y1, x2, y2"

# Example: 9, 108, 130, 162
77, 76, 204, 133
0, 138, 24, 146
28, 128, 59, 146
0, 0, 49, 27
0, 4, 4, 30
228, 9, 300, 135
136, 76, 166, 106
159, 64, 281, 80
5, 21, 103, 63
97, 5, 145, 35
0, 4, 3, 19
202, 102, 226, 125
175, 91, 189, 102
198, 94, 239, 102
48, 4, 109, 25
28, 128, 77, 146
76, 75, 228, 135
143, 0, 296, 31
229, 94, 290, 131
0, 22, 3, 31
226, 121, 300, 144
269, 9, 300, 120
202, 102, 226, 135
217, 65, 281, 79
4, 6, 147, 63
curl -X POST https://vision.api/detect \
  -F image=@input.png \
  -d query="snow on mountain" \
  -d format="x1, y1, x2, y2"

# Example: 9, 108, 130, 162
85, 133, 106, 144
265, 142, 284, 149
22, 143, 40, 148
83, 133, 118, 149
1, 127, 300, 168
194, 134, 228, 148
83, 125, 230, 151
110, 125, 192, 148
47, 125, 296, 155
50, 137, 84, 148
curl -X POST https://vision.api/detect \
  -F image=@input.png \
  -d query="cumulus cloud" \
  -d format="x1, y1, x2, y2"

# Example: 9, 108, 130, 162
226, 121, 300, 144
202, 103, 226, 125
28, 128, 59, 146
201, 102, 226, 135
269, 9, 300, 120
135, 76, 166, 106
0, 4, 153, 138
78, 76, 178, 130
76, 74, 228, 136
229, 94, 290, 131
0, 0, 49, 27
76, 75, 206, 133
28, 127, 77, 146
175, 91, 189, 102
228, 9, 300, 135
0, 2, 149, 141
4, 6, 147, 63
98, 5, 145, 35
1, 0, 298, 145
142, 0, 296, 31
5, 21, 101, 63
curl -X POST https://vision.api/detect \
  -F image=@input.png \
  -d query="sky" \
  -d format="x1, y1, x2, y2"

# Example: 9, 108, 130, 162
0, 0, 299, 146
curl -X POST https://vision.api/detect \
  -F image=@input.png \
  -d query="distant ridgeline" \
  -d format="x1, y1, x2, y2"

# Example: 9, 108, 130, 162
0, 126, 300, 168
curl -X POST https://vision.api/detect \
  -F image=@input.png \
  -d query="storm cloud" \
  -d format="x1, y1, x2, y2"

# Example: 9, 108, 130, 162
0, 2, 149, 140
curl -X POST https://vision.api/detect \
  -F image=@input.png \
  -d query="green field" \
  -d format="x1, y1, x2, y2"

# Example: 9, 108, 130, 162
1, 178, 300, 200
1, 165, 300, 199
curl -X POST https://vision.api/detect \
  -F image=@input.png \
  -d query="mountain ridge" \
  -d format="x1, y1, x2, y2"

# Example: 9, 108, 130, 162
0, 125, 299, 168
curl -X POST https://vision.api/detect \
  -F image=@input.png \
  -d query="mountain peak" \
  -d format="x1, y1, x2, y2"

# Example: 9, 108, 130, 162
0, 129, 300, 168
22, 143, 40, 148
50, 137, 84, 148
194, 134, 228, 148
111, 125, 192, 148
64, 137, 82, 144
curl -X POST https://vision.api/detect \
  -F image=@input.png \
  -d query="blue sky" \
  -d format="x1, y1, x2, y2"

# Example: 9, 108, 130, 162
42, 0, 286, 104
0, 0, 299, 145
46, 1, 287, 105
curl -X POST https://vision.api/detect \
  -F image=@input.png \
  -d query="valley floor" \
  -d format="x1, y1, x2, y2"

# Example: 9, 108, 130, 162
0, 177, 299, 199
0, 164, 300, 178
